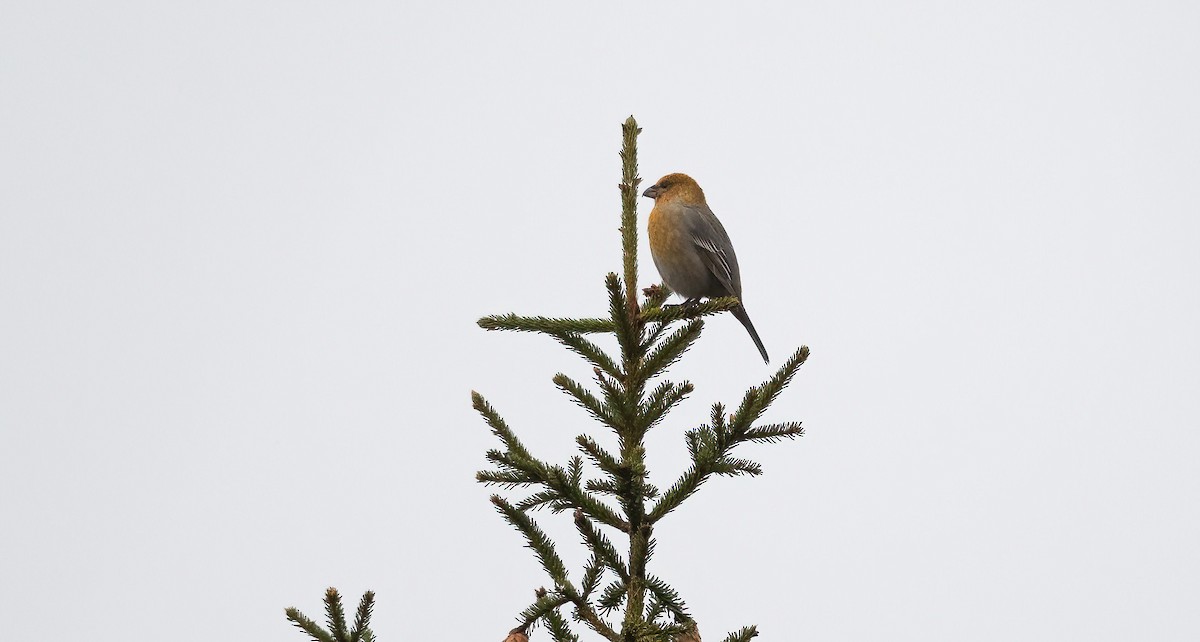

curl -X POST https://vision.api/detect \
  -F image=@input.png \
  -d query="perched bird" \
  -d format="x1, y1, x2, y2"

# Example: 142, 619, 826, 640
643, 173, 769, 363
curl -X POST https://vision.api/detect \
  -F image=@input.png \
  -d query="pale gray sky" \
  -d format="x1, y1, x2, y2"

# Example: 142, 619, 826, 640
2, 2, 1198, 640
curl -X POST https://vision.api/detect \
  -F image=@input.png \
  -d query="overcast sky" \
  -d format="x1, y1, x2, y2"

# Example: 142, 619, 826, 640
2, 2, 1198, 641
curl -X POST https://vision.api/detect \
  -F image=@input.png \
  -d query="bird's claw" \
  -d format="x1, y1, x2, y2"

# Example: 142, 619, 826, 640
663, 298, 703, 312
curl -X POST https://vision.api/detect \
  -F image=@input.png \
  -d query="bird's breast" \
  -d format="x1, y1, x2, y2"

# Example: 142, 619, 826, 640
647, 204, 714, 298
648, 206, 685, 257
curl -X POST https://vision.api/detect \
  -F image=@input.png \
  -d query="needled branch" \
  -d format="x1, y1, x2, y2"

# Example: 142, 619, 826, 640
640, 297, 740, 324
285, 608, 335, 642
720, 626, 759, 642
575, 509, 631, 583
475, 390, 630, 531
514, 591, 570, 636
479, 314, 615, 334
729, 346, 811, 433
324, 587, 348, 642
350, 592, 374, 642
544, 608, 581, 642
645, 574, 690, 623
554, 332, 624, 379
493, 495, 571, 586
640, 380, 694, 434
638, 321, 704, 382
286, 589, 375, 642
648, 347, 810, 524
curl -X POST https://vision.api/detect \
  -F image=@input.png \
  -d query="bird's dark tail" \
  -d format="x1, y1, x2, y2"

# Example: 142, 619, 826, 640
730, 303, 769, 364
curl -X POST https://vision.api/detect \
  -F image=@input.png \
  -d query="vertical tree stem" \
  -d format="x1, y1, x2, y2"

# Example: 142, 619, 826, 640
618, 115, 648, 641
619, 116, 642, 320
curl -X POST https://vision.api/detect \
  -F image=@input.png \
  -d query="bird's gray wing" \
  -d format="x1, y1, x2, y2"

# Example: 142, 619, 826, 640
681, 203, 742, 298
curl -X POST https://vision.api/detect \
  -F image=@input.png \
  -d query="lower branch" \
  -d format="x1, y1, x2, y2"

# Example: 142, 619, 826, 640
562, 586, 620, 641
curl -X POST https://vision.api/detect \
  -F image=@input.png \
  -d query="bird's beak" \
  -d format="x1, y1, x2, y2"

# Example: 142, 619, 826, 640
642, 185, 659, 199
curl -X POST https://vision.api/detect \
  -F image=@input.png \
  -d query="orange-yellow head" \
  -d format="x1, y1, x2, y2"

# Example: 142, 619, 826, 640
642, 173, 706, 205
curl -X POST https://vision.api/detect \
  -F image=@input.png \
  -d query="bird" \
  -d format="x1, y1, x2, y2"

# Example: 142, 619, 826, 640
643, 172, 769, 363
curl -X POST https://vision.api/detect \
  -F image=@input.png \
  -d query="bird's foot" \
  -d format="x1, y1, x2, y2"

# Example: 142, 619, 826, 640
663, 297, 703, 312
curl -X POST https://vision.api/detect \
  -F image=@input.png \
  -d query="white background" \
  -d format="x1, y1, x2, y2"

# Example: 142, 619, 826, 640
2, 2, 1198, 640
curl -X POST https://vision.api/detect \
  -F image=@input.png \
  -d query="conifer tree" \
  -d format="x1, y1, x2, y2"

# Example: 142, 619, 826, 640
475, 116, 810, 642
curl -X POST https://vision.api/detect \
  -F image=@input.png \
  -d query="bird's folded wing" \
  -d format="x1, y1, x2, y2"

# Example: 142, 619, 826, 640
682, 204, 740, 297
